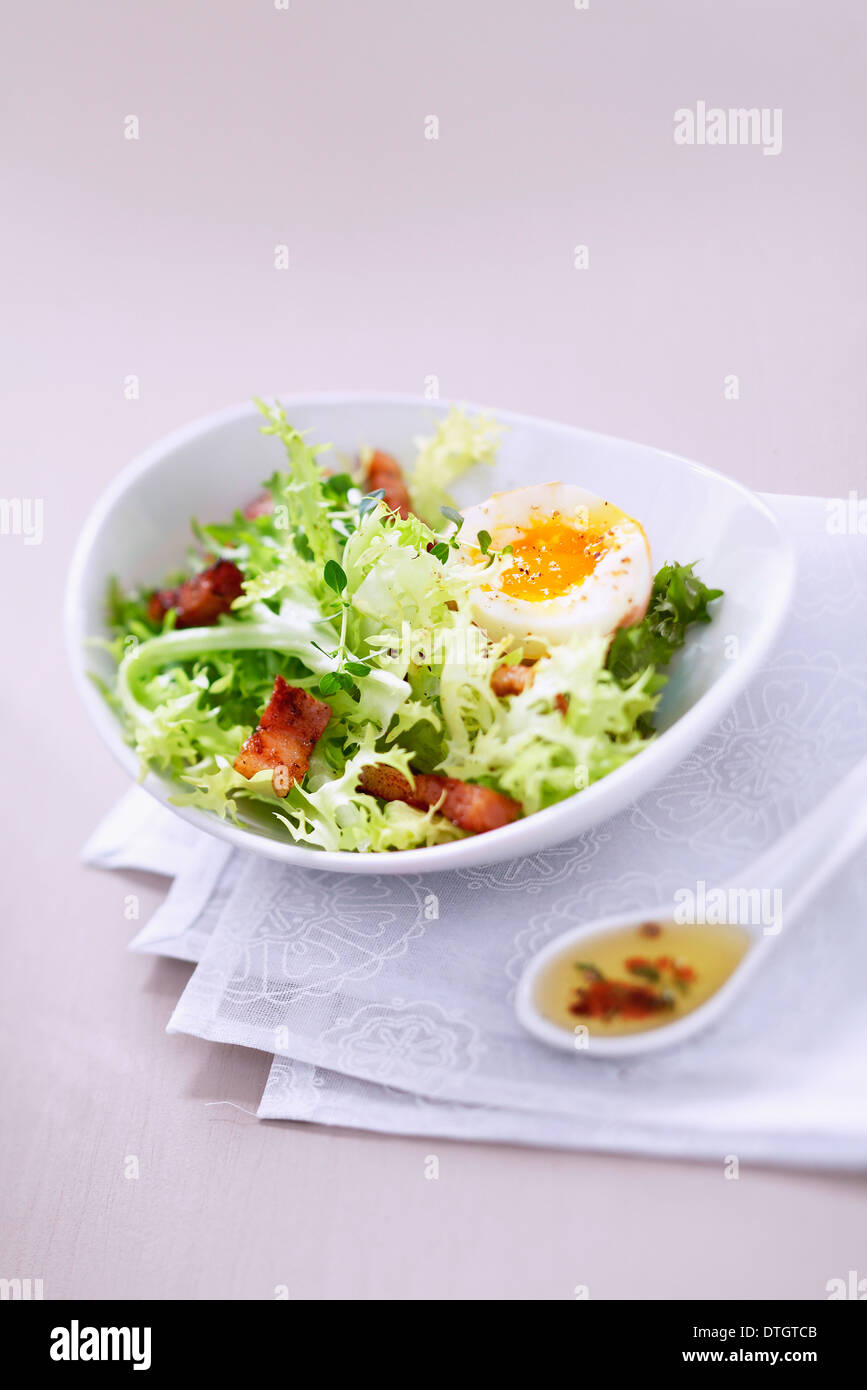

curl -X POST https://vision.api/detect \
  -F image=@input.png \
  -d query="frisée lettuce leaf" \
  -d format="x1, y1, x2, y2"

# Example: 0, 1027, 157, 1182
606, 562, 724, 686
407, 406, 504, 527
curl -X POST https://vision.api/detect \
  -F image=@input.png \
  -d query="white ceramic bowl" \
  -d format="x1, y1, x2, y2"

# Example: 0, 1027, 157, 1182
66, 393, 795, 875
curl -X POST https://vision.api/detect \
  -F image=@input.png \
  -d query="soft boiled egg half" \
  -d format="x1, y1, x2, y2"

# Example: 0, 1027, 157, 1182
459, 482, 652, 655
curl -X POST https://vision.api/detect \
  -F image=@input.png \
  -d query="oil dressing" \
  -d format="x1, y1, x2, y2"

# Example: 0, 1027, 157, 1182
534, 919, 751, 1037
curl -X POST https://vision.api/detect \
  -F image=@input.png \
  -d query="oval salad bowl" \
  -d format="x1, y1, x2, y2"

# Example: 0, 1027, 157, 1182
66, 393, 795, 875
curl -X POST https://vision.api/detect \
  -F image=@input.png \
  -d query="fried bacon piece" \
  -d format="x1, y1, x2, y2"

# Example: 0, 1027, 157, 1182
364, 449, 413, 519
358, 764, 521, 835
243, 491, 273, 519
148, 559, 244, 629
234, 676, 331, 795
490, 663, 535, 697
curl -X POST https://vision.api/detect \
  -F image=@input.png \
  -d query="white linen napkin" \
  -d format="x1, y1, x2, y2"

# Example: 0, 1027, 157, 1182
83, 496, 867, 1165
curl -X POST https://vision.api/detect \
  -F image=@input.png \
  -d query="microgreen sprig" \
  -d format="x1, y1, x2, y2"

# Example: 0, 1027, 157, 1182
475, 528, 513, 569
435, 507, 514, 570
313, 561, 371, 701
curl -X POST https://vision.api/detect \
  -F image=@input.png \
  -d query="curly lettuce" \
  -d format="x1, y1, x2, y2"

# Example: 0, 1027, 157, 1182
407, 406, 504, 527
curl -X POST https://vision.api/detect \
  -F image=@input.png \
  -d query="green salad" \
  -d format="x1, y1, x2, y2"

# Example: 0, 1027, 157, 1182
98, 402, 722, 852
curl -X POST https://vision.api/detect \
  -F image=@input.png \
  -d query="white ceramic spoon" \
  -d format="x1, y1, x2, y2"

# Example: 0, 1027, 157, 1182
516, 751, 867, 1057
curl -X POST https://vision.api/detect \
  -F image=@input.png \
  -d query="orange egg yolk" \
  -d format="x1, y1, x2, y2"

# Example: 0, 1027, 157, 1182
499, 518, 612, 601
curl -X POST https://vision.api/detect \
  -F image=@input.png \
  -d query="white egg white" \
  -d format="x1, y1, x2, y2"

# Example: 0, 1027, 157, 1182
459, 482, 652, 655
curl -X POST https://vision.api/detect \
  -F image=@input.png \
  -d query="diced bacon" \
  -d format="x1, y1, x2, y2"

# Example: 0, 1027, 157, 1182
243, 491, 273, 519
148, 559, 244, 629
490, 663, 535, 697
357, 763, 414, 804
426, 776, 522, 834
234, 677, 331, 792
364, 449, 413, 519
358, 764, 521, 835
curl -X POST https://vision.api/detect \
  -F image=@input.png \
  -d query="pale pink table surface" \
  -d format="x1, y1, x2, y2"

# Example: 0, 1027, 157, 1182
2, 0, 865, 1299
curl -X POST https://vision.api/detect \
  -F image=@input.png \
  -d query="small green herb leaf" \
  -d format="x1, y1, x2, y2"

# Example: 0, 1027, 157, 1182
323, 560, 347, 594
358, 489, 385, 518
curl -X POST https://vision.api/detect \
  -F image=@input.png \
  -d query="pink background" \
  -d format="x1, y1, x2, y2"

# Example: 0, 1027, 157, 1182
2, 0, 865, 1298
